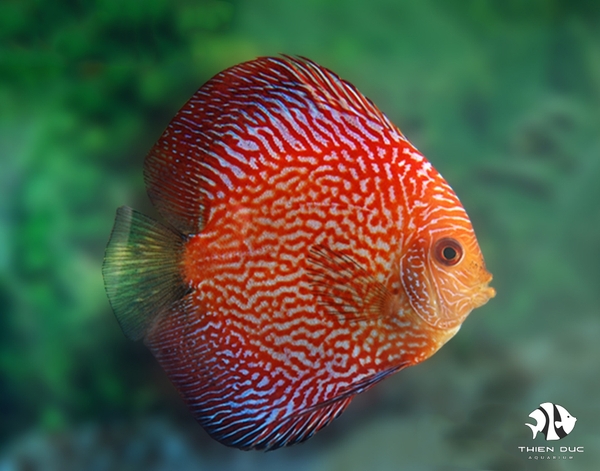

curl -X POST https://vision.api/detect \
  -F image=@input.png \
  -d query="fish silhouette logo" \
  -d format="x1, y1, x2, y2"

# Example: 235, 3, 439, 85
525, 403, 577, 440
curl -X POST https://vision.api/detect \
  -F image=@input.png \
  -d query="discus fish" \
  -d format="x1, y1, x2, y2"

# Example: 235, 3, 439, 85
103, 56, 495, 450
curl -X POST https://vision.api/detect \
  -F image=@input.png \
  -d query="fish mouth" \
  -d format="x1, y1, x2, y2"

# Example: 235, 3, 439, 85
483, 270, 495, 298
480, 284, 496, 302
472, 273, 495, 309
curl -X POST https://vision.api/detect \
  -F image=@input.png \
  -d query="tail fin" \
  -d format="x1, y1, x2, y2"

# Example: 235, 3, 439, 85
525, 422, 538, 439
102, 206, 189, 341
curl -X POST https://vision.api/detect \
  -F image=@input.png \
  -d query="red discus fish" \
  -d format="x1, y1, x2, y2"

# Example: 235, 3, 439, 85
103, 56, 495, 450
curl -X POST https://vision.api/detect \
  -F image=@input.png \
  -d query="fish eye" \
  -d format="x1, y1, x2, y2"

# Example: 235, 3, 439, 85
433, 238, 463, 267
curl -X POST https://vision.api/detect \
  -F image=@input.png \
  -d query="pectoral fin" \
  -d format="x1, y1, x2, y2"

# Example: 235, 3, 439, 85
306, 244, 391, 322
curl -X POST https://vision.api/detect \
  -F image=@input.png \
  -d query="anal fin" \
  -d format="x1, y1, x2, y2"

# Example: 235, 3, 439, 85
210, 396, 354, 451
201, 364, 407, 451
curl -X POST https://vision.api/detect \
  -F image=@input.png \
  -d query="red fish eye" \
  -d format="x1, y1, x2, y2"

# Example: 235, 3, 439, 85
433, 238, 463, 266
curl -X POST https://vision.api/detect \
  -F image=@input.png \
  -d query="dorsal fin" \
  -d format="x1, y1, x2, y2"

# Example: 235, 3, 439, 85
278, 55, 403, 136
144, 56, 405, 234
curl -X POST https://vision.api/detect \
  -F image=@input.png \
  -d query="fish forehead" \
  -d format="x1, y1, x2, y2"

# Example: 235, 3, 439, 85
555, 404, 572, 416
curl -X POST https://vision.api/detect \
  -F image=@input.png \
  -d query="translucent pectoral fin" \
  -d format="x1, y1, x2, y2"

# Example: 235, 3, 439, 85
306, 244, 392, 322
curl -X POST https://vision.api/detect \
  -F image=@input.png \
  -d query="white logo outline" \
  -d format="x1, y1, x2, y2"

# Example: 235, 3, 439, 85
525, 402, 577, 441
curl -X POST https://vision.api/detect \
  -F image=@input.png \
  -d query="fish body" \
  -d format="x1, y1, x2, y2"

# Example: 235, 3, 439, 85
103, 56, 494, 450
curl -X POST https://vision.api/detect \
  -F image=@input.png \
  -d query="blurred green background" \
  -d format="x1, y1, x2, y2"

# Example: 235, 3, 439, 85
2, 0, 600, 470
